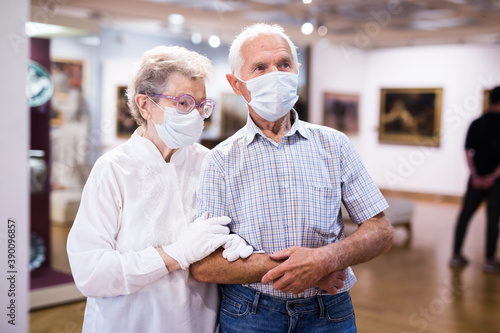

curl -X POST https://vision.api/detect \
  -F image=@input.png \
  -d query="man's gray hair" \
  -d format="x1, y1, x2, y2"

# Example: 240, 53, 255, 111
127, 45, 213, 126
228, 23, 299, 78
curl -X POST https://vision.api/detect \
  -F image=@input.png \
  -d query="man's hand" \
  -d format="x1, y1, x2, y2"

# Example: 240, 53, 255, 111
472, 174, 495, 189
314, 270, 347, 295
261, 212, 392, 295
261, 246, 331, 294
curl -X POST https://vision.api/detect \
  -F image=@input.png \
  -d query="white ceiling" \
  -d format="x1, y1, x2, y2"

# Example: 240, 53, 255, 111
30, 0, 500, 48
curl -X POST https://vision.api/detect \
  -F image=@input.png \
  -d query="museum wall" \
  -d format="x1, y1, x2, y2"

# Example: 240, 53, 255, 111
310, 42, 500, 197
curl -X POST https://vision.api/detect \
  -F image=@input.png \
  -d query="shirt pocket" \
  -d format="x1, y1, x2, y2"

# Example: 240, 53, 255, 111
290, 154, 335, 190
289, 156, 341, 242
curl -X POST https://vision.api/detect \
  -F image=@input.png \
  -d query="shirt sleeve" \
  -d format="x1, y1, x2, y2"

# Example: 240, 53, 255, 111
339, 134, 389, 224
67, 159, 168, 298
196, 152, 227, 219
465, 120, 478, 150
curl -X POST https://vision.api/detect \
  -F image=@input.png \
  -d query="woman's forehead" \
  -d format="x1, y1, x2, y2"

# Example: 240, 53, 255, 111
160, 74, 206, 100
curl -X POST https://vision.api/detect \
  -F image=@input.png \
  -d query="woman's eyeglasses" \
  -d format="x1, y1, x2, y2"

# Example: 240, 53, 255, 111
148, 93, 215, 119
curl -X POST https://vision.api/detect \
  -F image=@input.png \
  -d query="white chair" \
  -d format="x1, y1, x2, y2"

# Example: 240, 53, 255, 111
341, 198, 413, 242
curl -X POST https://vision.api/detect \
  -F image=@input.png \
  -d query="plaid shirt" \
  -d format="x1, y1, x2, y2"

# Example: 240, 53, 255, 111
197, 110, 388, 298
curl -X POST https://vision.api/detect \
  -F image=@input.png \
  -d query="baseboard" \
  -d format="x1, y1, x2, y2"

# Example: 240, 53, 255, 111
30, 282, 85, 310
380, 189, 462, 205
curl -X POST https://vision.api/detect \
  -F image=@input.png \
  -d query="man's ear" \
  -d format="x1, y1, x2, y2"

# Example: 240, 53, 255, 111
135, 94, 151, 120
226, 73, 243, 96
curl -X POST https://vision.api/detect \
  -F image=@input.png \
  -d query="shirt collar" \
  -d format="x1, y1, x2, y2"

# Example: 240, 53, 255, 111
289, 109, 309, 140
244, 109, 309, 145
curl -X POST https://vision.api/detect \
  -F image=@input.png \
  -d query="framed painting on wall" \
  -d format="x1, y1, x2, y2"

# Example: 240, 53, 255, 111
483, 89, 491, 114
116, 86, 138, 138
379, 88, 443, 147
50, 58, 85, 127
323, 92, 359, 135
220, 92, 248, 139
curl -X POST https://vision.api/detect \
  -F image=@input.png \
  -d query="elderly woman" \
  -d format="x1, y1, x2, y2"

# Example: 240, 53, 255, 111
67, 46, 251, 332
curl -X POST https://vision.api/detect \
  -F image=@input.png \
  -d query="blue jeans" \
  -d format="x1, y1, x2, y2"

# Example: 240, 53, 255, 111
219, 284, 357, 333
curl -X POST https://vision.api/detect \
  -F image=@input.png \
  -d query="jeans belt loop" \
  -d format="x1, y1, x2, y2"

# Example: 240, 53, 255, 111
252, 291, 261, 314
316, 295, 325, 319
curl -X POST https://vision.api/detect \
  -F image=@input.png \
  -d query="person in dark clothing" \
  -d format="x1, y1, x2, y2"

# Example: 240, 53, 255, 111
450, 86, 500, 273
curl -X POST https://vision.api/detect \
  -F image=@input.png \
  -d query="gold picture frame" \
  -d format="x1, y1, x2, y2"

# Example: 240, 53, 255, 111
50, 58, 85, 127
379, 88, 443, 147
483, 89, 491, 114
323, 92, 359, 135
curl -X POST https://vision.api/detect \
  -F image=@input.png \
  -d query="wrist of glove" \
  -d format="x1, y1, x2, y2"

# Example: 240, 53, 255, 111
222, 234, 254, 262
163, 213, 233, 269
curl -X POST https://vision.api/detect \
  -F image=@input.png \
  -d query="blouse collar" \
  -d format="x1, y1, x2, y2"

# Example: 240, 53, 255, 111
130, 130, 186, 166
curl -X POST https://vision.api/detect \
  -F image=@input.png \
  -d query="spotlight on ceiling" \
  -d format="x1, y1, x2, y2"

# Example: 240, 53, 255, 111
301, 22, 314, 35
168, 14, 185, 25
317, 25, 328, 37
209, 35, 221, 48
191, 32, 202, 45
302, 0, 312, 4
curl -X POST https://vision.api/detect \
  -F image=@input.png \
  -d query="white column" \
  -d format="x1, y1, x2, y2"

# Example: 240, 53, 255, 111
0, 0, 29, 332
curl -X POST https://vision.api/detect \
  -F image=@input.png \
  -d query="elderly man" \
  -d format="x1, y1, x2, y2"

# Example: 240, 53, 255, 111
191, 23, 393, 332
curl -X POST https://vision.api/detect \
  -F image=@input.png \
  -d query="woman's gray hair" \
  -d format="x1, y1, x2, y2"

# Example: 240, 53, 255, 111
228, 23, 299, 78
127, 45, 213, 126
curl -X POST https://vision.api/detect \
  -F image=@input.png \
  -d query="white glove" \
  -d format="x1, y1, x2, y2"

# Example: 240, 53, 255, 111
222, 234, 254, 262
163, 213, 232, 269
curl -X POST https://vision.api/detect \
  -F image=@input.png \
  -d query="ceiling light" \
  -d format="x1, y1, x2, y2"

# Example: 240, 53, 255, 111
317, 25, 328, 37
302, 0, 312, 4
191, 32, 202, 44
208, 35, 221, 48
25, 22, 87, 38
301, 22, 314, 35
168, 14, 185, 25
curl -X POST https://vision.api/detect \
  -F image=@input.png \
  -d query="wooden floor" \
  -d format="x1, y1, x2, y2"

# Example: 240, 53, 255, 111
30, 199, 500, 332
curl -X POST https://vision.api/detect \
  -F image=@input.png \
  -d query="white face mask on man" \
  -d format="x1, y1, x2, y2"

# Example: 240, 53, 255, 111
148, 97, 204, 149
239, 71, 299, 122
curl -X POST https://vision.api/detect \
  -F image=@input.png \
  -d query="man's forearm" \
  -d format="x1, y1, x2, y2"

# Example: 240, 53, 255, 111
190, 248, 282, 284
465, 149, 477, 176
491, 163, 500, 180
324, 212, 393, 273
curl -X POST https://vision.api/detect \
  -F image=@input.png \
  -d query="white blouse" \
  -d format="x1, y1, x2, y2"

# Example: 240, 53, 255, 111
67, 131, 219, 333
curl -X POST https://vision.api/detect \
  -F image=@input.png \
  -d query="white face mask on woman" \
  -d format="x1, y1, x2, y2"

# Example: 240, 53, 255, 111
148, 97, 204, 148
239, 71, 299, 122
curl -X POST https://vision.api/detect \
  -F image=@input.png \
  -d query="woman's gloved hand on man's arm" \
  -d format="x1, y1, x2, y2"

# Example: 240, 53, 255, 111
159, 213, 253, 271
